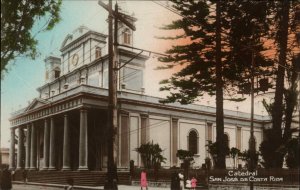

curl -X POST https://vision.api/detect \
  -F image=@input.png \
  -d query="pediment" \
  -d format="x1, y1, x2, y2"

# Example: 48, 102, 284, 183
60, 34, 73, 50
25, 98, 49, 112
60, 26, 90, 51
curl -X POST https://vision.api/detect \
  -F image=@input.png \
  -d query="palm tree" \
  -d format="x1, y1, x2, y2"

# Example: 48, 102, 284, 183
135, 141, 166, 169
229, 147, 240, 169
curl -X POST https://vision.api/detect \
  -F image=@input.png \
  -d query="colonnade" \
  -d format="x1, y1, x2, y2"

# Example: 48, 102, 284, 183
9, 109, 88, 171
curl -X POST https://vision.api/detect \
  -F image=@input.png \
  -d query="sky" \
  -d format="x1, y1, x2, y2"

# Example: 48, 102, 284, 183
1, 0, 271, 148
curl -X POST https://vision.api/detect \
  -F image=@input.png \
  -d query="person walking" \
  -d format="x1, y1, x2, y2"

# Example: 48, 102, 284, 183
140, 169, 148, 190
0, 166, 12, 190
22, 170, 28, 184
178, 172, 184, 190
171, 171, 180, 190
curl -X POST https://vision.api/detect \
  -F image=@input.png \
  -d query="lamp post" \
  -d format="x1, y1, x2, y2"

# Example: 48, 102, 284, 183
249, 51, 256, 190
297, 71, 300, 157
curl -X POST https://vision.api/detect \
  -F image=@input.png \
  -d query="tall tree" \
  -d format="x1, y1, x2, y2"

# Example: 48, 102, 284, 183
158, 1, 271, 169
260, 0, 299, 168
225, 1, 273, 93
1, 0, 62, 78
283, 55, 299, 143
271, 0, 290, 168
214, 1, 226, 169
157, 0, 230, 169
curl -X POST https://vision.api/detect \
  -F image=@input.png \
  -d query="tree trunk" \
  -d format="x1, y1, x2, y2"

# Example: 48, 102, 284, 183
283, 62, 298, 143
215, 1, 226, 169
271, 0, 290, 168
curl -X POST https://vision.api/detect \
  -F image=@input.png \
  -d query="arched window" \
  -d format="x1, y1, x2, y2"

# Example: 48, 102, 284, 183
95, 46, 101, 59
224, 133, 229, 148
188, 130, 198, 155
123, 29, 131, 45
54, 67, 60, 79
54, 70, 60, 78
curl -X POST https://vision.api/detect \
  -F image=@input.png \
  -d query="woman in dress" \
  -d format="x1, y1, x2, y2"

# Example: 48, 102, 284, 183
191, 176, 197, 190
140, 169, 148, 190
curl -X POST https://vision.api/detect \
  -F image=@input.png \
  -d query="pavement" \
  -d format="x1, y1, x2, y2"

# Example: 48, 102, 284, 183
12, 183, 170, 190
12, 184, 62, 190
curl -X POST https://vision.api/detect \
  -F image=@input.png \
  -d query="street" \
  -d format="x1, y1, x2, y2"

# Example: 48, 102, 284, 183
12, 184, 62, 190
12, 184, 169, 190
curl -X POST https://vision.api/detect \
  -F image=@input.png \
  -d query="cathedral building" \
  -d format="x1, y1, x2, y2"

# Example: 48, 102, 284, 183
9, 14, 269, 173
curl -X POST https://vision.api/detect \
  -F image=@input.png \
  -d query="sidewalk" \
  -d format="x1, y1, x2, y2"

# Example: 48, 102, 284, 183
13, 183, 169, 190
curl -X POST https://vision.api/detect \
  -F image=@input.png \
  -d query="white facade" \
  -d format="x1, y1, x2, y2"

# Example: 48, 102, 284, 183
10, 19, 270, 171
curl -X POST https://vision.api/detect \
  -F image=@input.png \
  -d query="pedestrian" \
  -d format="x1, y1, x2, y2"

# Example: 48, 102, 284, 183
112, 164, 118, 190
22, 169, 28, 184
186, 179, 191, 189
178, 172, 184, 190
170, 171, 180, 190
191, 176, 197, 190
0, 166, 12, 190
65, 178, 74, 190
104, 164, 118, 190
11, 169, 15, 181
140, 169, 148, 190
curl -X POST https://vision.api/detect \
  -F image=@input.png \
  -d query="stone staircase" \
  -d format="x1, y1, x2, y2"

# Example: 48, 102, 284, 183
14, 170, 131, 187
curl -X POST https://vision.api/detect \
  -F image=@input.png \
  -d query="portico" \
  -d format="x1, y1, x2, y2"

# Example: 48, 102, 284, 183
9, 94, 110, 171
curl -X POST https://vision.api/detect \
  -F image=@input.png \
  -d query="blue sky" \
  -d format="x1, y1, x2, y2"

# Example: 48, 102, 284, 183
1, 0, 268, 147
1, 0, 181, 147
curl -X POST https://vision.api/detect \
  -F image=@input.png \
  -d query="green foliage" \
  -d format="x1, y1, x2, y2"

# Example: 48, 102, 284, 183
262, 99, 274, 119
206, 140, 218, 158
135, 141, 166, 169
158, 1, 278, 169
176, 149, 194, 162
230, 147, 240, 168
176, 149, 194, 173
265, 0, 299, 168
259, 130, 277, 168
206, 140, 230, 168
261, 54, 300, 168
283, 54, 299, 141
1, 0, 62, 78
229, 147, 240, 159
157, 0, 220, 104
224, 1, 274, 95
158, 1, 274, 104
284, 138, 300, 169
238, 150, 259, 169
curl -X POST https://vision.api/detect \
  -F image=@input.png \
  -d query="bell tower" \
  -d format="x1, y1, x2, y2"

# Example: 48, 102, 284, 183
116, 9, 137, 46
45, 56, 61, 83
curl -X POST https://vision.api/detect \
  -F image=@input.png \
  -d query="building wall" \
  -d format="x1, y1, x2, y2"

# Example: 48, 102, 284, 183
1, 148, 10, 165
149, 115, 171, 167
124, 110, 264, 169
122, 108, 265, 169
179, 119, 206, 167
129, 114, 139, 166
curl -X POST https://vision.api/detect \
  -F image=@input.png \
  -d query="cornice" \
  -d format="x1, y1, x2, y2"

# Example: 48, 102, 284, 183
60, 31, 107, 52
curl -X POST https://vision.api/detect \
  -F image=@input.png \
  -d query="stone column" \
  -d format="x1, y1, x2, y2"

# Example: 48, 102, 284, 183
43, 119, 50, 169
171, 118, 178, 167
49, 117, 56, 170
30, 123, 37, 170
62, 114, 71, 170
17, 127, 24, 169
25, 125, 31, 169
78, 109, 88, 170
9, 128, 16, 169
